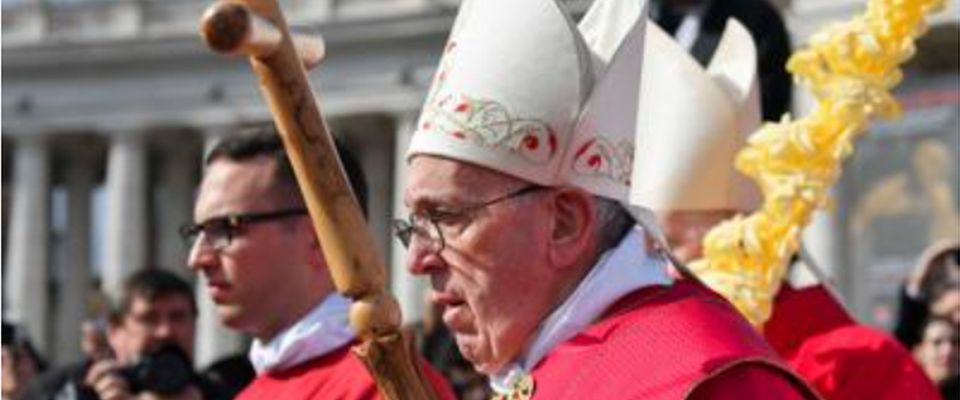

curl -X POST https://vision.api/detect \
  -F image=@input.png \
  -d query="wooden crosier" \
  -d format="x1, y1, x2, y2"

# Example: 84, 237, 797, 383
199, 1, 438, 399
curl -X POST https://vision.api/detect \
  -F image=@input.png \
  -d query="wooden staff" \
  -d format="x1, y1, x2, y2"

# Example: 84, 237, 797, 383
199, 1, 437, 399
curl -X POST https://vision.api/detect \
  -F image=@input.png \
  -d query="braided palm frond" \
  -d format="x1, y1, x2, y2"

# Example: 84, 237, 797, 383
689, 0, 948, 327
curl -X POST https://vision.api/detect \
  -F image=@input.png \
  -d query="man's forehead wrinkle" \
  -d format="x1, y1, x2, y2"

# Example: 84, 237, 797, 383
406, 157, 529, 211
452, 161, 527, 196
406, 158, 464, 207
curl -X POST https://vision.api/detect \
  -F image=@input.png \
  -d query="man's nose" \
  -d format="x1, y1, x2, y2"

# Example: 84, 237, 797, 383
406, 238, 444, 275
153, 320, 174, 340
186, 236, 215, 273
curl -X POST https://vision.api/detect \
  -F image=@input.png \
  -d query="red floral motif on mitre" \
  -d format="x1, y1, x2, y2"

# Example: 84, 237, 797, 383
572, 137, 634, 185
418, 39, 558, 164
423, 94, 558, 164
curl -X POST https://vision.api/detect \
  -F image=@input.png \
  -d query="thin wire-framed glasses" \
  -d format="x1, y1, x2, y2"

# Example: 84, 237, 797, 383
392, 185, 549, 253
179, 208, 308, 251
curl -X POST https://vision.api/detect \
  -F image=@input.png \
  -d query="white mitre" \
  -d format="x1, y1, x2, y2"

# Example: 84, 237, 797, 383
407, 0, 648, 204
630, 19, 762, 212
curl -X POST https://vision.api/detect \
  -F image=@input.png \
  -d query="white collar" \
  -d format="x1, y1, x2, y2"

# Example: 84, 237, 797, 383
249, 294, 355, 374
490, 228, 672, 394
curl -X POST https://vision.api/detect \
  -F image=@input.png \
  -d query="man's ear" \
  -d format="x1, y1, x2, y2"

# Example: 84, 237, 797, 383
299, 219, 326, 271
547, 188, 595, 269
300, 220, 338, 296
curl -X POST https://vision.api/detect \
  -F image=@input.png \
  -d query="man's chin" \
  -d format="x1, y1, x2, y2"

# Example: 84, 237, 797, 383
471, 358, 510, 375
456, 338, 507, 375
215, 306, 246, 330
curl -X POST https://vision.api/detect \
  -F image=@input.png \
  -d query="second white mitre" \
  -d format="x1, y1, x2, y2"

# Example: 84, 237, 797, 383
631, 19, 763, 212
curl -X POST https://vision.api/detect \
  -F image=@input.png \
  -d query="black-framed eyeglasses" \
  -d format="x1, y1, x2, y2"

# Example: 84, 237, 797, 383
179, 208, 308, 251
392, 185, 549, 253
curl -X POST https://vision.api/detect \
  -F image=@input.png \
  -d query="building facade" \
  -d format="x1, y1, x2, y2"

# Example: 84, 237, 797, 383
2, 0, 958, 367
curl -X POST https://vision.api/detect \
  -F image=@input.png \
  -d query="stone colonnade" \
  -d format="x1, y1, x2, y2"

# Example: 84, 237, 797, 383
3, 113, 426, 367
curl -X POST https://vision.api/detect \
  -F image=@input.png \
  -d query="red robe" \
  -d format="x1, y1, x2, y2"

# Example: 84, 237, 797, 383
237, 344, 456, 400
529, 281, 817, 399
764, 285, 939, 400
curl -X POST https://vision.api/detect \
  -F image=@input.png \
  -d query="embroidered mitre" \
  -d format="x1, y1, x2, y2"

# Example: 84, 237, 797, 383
408, 0, 648, 204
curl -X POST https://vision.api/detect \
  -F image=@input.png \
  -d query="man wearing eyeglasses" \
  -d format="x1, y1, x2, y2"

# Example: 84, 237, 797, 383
185, 130, 453, 399
393, 0, 816, 398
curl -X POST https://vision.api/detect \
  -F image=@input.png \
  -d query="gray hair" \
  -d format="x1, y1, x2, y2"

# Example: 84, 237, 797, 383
593, 197, 635, 253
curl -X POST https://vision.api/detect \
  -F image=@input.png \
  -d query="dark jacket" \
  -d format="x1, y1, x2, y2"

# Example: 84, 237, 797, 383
22, 360, 97, 400
21, 358, 229, 400
652, 0, 793, 121
894, 284, 930, 349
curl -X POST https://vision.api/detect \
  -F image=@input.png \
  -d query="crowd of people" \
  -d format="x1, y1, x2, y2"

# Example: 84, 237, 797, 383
4, 235, 955, 399
2, 0, 957, 399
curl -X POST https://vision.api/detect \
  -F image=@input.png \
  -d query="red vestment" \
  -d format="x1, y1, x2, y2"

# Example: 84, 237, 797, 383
237, 344, 456, 400
764, 285, 939, 400
529, 281, 817, 399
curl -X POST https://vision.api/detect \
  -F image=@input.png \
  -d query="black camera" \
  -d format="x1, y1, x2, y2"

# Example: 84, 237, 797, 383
118, 343, 194, 395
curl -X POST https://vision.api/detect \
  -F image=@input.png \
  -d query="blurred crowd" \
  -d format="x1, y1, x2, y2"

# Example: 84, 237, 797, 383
3, 239, 955, 400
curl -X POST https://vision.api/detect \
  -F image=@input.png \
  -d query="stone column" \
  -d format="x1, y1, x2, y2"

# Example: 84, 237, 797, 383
55, 151, 96, 362
389, 112, 426, 324
6, 136, 51, 352
155, 137, 200, 275
103, 133, 149, 302
2, 176, 10, 268
799, 211, 840, 281
346, 119, 394, 263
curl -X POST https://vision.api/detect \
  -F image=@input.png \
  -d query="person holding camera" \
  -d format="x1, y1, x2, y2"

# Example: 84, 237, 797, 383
23, 269, 225, 400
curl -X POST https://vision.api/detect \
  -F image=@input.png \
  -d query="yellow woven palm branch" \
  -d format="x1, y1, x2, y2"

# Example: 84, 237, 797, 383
688, 0, 948, 327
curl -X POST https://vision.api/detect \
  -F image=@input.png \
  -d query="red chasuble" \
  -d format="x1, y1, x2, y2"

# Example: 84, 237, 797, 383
237, 344, 456, 400
764, 285, 940, 400
529, 281, 817, 399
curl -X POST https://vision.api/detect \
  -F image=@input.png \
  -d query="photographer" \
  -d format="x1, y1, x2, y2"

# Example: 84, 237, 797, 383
24, 269, 225, 400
